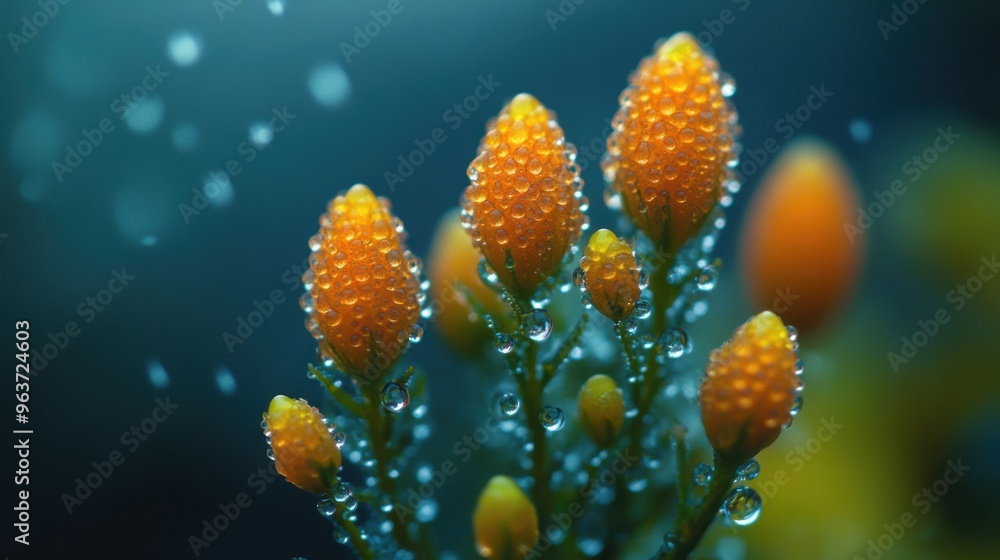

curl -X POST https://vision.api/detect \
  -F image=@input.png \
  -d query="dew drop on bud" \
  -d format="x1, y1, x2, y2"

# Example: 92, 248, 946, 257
787, 325, 798, 342
345, 496, 359, 512
494, 333, 515, 354
573, 267, 586, 288
633, 299, 651, 319
317, 498, 336, 518
622, 317, 638, 334
794, 358, 804, 375
736, 459, 760, 481
723, 486, 762, 526
696, 265, 718, 292
693, 463, 713, 487
539, 405, 566, 431
496, 392, 520, 416
380, 380, 410, 413
332, 431, 346, 448
409, 324, 424, 343
790, 394, 803, 416
522, 309, 553, 342
332, 481, 352, 502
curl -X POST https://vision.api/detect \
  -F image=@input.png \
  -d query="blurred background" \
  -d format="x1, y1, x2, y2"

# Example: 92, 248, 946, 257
2, 0, 998, 558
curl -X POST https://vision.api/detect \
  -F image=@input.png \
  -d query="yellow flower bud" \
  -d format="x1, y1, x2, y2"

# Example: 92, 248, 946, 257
462, 93, 586, 297
473, 475, 539, 559
264, 395, 342, 494
579, 229, 641, 323
698, 311, 800, 464
302, 184, 423, 376
603, 32, 739, 252
578, 374, 625, 448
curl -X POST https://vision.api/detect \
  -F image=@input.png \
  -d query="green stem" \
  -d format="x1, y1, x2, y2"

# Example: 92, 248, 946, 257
662, 453, 738, 560
520, 338, 553, 524
363, 384, 421, 555
334, 499, 376, 560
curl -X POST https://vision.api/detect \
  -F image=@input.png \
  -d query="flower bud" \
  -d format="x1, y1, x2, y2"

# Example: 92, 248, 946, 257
264, 395, 342, 494
579, 229, 641, 323
578, 374, 625, 448
603, 32, 739, 252
698, 311, 800, 464
473, 475, 539, 559
302, 184, 423, 376
428, 208, 510, 356
740, 139, 864, 333
462, 93, 586, 297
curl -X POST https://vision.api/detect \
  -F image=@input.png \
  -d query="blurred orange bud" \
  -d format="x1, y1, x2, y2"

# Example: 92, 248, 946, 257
578, 374, 626, 448
264, 395, 342, 494
473, 475, 540, 559
740, 139, 864, 332
699, 311, 800, 464
462, 93, 587, 298
603, 31, 739, 253
579, 229, 641, 323
427, 208, 510, 355
302, 184, 423, 376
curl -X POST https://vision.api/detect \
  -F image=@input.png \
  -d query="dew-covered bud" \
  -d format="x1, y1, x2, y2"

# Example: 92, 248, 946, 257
603, 32, 739, 252
428, 208, 510, 356
740, 139, 864, 333
303, 184, 423, 377
579, 229, 641, 323
462, 93, 586, 298
578, 374, 625, 448
698, 311, 800, 464
264, 395, 342, 495
473, 475, 539, 559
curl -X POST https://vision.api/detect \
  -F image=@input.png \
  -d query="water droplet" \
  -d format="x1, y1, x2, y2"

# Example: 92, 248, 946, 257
786, 325, 798, 342
638, 269, 650, 289
332, 481, 352, 502
662, 532, 679, 553
496, 392, 520, 416
504, 254, 516, 270
478, 260, 500, 288
693, 463, 713, 487
333, 526, 350, 544
633, 299, 651, 319
539, 406, 565, 431
266, 448, 275, 460
308, 63, 351, 108
723, 486, 762, 526
719, 72, 737, 97
660, 328, 689, 359
736, 459, 760, 481
416, 499, 438, 523
267, 0, 286, 16
573, 267, 586, 288
409, 324, 424, 343
494, 333, 515, 354
345, 496, 359, 512
622, 317, 638, 334
166, 31, 202, 68
794, 359, 804, 375
317, 498, 336, 518
696, 265, 718, 291
522, 309, 553, 342
380, 381, 410, 413
790, 394, 803, 416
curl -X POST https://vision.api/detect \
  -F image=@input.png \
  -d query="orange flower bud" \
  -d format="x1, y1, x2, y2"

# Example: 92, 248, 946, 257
427, 208, 510, 356
264, 395, 342, 494
740, 139, 863, 333
698, 311, 800, 464
303, 184, 423, 376
578, 374, 626, 448
603, 32, 739, 252
473, 475, 540, 559
579, 229, 641, 323
462, 93, 586, 297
